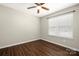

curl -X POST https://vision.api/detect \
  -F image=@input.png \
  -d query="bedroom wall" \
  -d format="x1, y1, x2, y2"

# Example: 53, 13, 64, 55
40, 4, 79, 51
0, 5, 40, 48
0, 4, 79, 51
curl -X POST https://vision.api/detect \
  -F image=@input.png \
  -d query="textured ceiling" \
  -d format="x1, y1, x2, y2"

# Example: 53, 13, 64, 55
0, 3, 77, 17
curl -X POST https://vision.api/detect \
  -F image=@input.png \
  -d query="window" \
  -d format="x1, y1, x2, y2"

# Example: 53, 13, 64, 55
48, 12, 73, 39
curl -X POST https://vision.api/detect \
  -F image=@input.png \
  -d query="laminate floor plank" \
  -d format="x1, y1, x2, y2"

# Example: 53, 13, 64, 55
0, 40, 79, 56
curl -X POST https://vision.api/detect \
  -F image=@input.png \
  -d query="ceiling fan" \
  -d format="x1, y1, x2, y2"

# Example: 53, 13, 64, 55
27, 3, 49, 14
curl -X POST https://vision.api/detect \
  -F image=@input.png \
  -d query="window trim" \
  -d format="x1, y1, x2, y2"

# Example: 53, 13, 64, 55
48, 12, 74, 39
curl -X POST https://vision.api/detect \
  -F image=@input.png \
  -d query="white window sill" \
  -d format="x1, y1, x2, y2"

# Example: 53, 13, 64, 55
48, 32, 73, 39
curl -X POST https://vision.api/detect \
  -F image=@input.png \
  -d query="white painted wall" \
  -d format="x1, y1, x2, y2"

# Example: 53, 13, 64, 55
0, 5, 40, 48
40, 4, 79, 51
0, 4, 79, 52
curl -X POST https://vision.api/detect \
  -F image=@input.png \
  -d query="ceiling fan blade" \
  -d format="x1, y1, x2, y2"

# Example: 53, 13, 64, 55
37, 9, 40, 13
35, 3, 40, 6
27, 6, 36, 9
41, 6, 49, 10
40, 3, 45, 5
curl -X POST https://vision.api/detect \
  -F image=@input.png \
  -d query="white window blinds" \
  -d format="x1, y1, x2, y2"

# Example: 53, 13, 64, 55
48, 12, 73, 39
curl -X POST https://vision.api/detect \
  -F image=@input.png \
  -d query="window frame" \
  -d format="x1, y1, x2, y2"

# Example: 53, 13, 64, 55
48, 12, 73, 39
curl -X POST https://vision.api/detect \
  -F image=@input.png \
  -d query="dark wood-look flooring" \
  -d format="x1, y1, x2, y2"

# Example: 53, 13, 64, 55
0, 39, 79, 56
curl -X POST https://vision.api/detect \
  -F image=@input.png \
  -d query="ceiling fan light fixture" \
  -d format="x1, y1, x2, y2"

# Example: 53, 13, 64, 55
27, 3, 49, 14
37, 6, 41, 9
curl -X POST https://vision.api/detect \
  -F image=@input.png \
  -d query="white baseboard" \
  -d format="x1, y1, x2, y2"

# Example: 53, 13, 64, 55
0, 38, 79, 52
42, 39, 79, 51
0, 39, 38, 49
